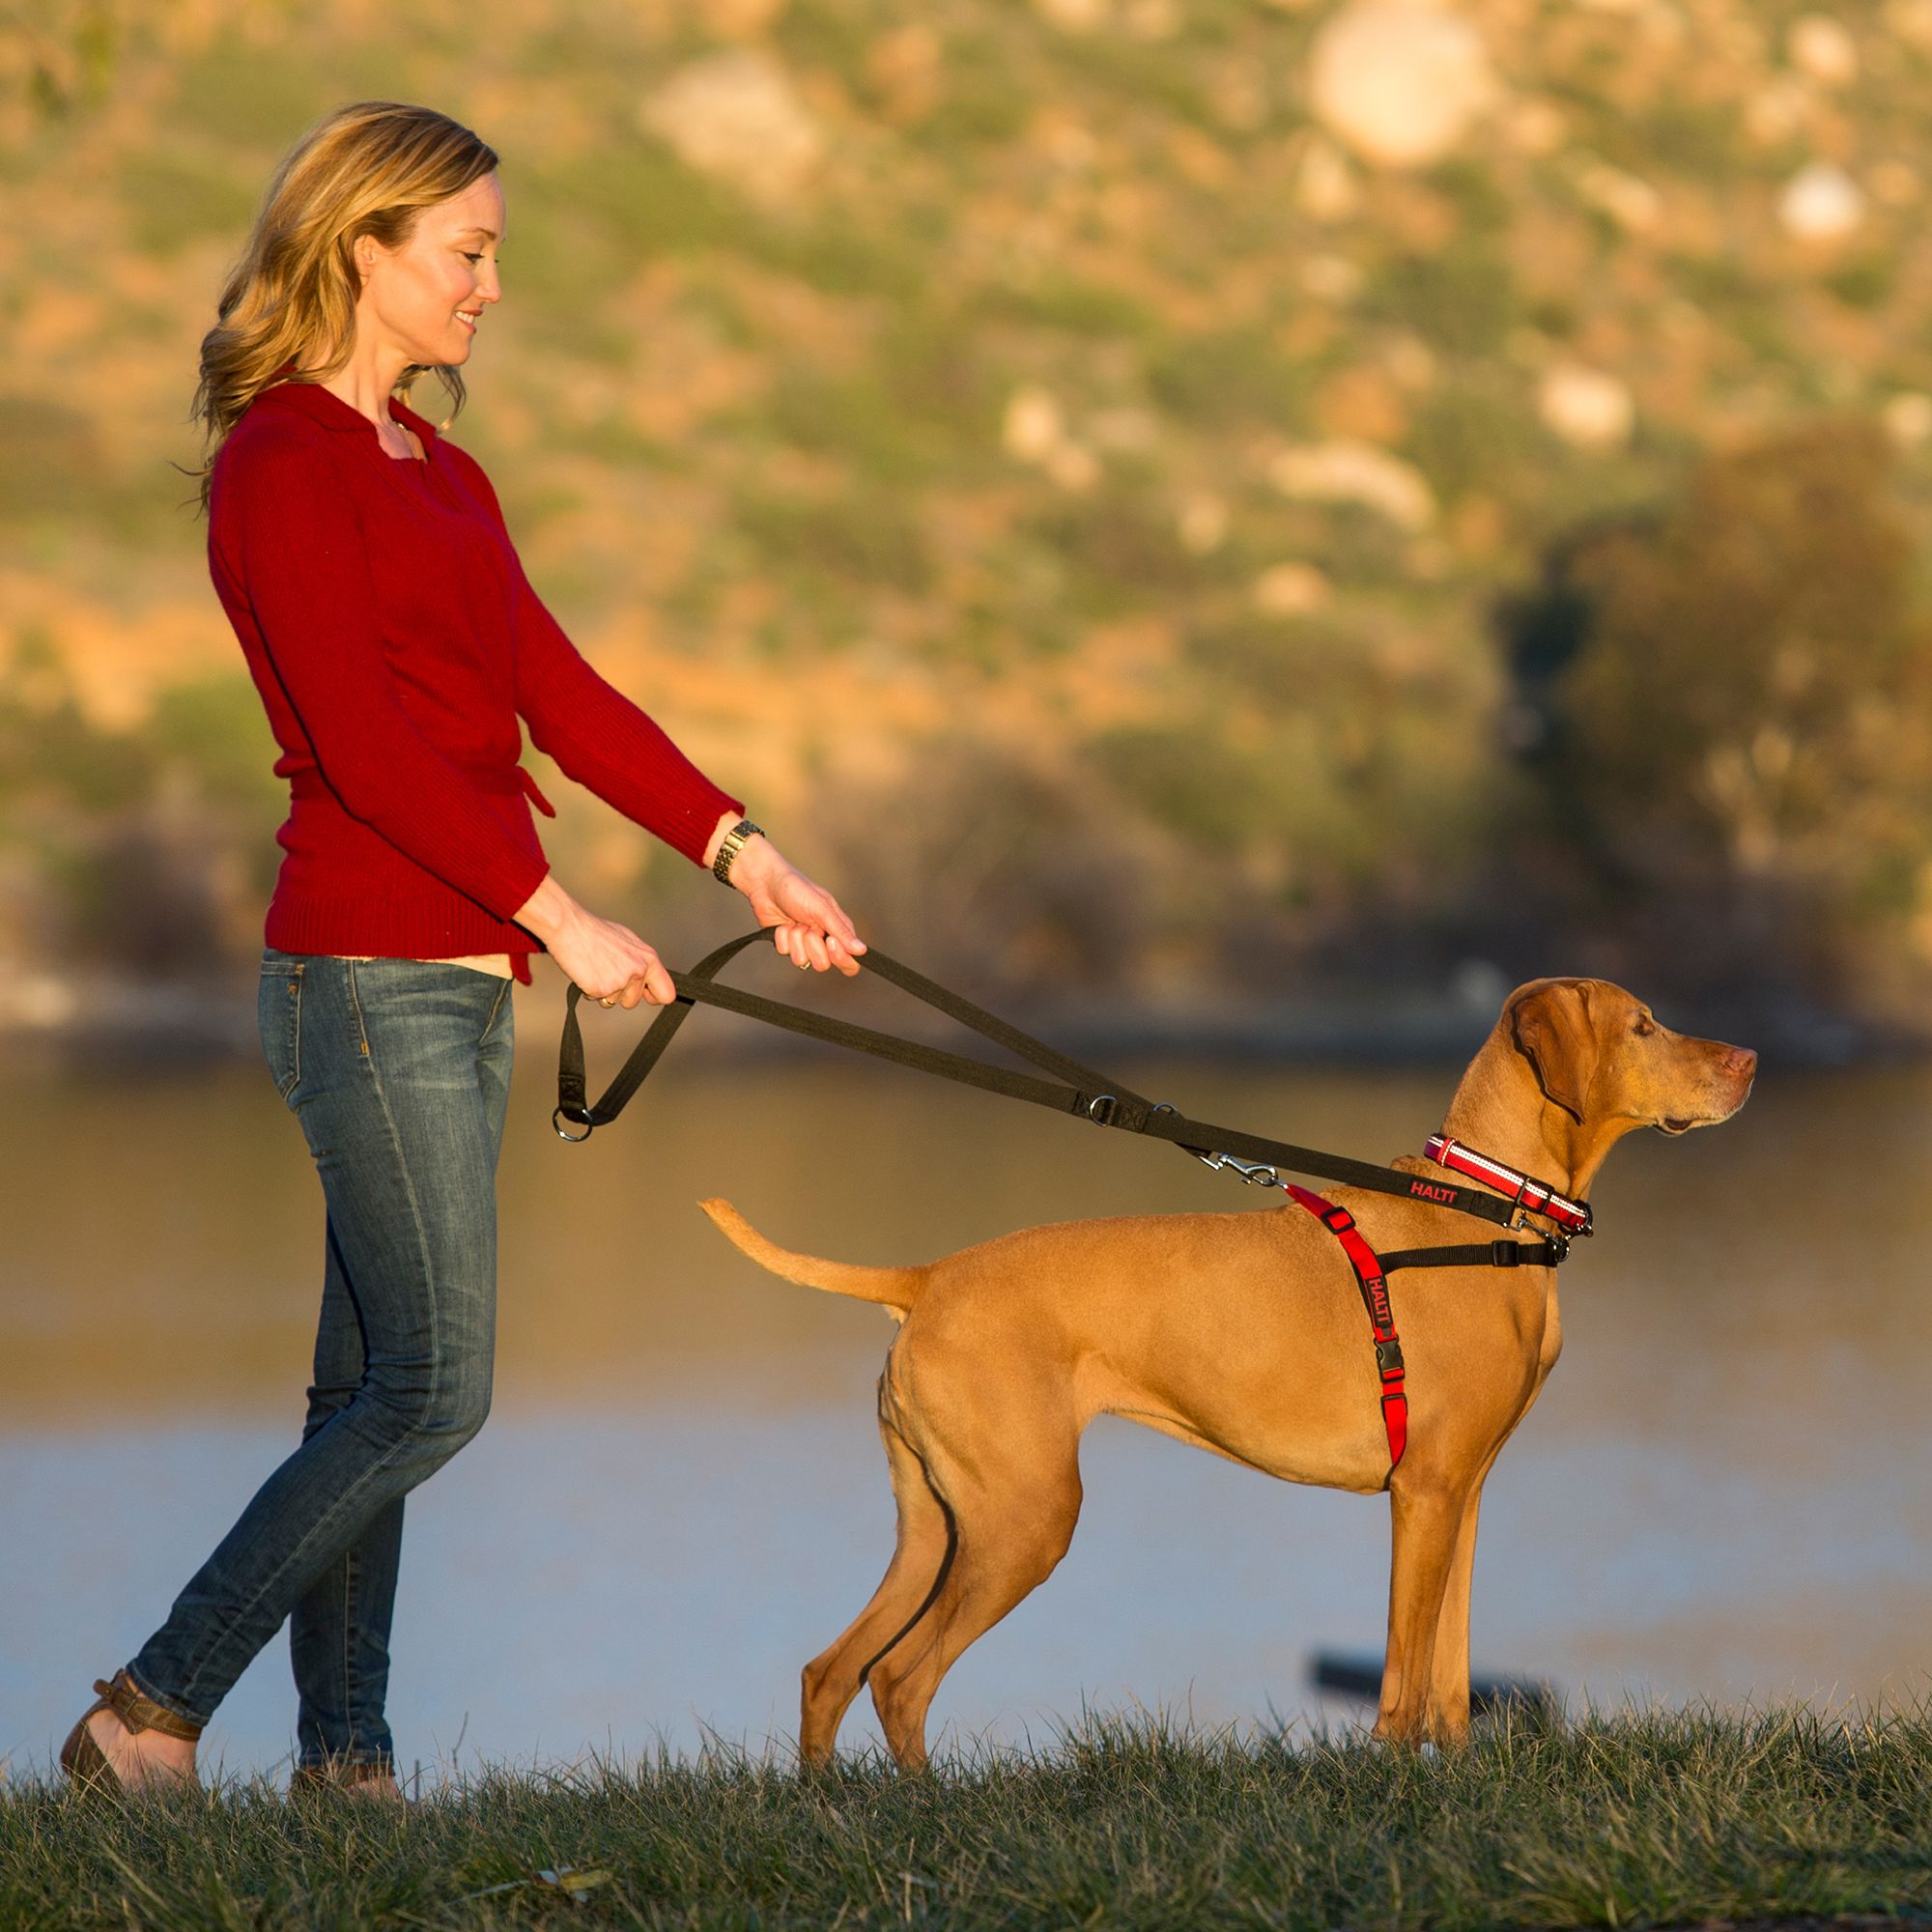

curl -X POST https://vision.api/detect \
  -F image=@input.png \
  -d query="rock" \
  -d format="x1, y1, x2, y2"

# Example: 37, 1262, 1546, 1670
1035, 0, 1108, 27
1573, 158, 1662, 233
1385, 336, 1437, 388
1087, 408, 1159, 452
699, 0, 787, 33
1504, 97, 1566, 156
1300, 253, 1363, 299
1045, 443, 1100, 490
0, 970, 77, 1030
1882, 393, 1932, 445
1212, 63, 1270, 132
1296, 135, 1360, 219
1539, 363, 1634, 448
639, 50, 824, 204
1745, 80, 1812, 147
1315, 364, 1407, 442
1125, 0, 1180, 36
1001, 386, 1103, 488
1252, 561, 1333, 614
1178, 493, 1230, 554
867, 25, 943, 123
1306, 0, 1499, 169
1004, 385, 1065, 463
1268, 440, 1436, 530
1887, 0, 1932, 52
1778, 160, 1865, 239
1788, 14, 1858, 85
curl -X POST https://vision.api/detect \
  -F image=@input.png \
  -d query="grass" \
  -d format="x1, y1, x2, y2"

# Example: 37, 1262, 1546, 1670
4, 1702, 1931, 1930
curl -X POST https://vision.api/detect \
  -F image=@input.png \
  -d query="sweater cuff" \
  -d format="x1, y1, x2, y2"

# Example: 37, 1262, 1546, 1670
669, 783, 748, 868
489, 849, 553, 924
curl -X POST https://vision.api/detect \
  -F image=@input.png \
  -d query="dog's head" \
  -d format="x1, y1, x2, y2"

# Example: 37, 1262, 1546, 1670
1505, 977, 1757, 1138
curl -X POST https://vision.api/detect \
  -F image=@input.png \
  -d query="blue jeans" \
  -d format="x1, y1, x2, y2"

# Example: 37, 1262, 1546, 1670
124, 948, 514, 1772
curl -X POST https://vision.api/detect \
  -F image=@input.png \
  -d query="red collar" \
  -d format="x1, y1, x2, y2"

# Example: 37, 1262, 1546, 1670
1422, 1135, 1593, 1236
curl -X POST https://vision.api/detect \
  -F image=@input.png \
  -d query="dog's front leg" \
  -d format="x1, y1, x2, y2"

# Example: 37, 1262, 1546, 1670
1422, 1486, 1484, 1745
1373, 1479, 1470, 1747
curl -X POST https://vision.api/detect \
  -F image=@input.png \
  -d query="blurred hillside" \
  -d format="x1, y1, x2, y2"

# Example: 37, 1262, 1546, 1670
6, 0, 1932, 1048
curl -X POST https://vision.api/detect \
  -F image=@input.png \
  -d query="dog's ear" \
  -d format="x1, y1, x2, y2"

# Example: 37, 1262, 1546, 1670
1508, 980, 1597, 1124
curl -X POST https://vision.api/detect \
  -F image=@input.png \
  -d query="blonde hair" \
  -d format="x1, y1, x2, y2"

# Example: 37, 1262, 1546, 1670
183, 100, 498, 516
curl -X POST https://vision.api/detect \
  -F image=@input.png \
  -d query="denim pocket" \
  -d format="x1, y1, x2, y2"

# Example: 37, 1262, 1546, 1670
259, 958, 305, 1102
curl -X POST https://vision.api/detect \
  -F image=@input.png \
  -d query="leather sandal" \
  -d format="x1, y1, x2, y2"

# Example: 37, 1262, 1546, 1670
58, 1669, 203, 1797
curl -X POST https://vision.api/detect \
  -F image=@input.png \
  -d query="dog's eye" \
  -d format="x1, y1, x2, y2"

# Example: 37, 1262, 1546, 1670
1634, 1013, 1656, 1037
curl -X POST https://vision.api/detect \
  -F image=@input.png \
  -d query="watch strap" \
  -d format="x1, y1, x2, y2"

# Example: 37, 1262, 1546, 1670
712, 817, 763, 884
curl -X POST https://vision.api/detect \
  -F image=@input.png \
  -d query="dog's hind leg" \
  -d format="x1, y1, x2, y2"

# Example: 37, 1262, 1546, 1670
866, 1434, 1084, 1772
798, 1414, 953, 1768
1373, 1477, 1472, 1747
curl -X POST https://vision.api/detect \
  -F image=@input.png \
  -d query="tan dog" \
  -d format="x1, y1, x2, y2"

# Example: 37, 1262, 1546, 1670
700, 978, 1756, 1767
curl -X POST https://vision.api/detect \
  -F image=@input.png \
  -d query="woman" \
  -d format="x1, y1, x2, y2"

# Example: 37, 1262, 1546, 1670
60, 100, 864, 1800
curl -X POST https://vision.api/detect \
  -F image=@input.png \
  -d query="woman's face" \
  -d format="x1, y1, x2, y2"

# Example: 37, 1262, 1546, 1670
356, 171, 505, 369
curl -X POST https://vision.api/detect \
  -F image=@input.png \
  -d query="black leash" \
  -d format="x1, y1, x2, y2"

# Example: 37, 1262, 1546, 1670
552, 927, 1572, 1266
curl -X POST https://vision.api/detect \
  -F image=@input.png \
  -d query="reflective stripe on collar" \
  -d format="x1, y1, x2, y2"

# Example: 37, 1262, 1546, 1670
1422, 1135, 1593, 1236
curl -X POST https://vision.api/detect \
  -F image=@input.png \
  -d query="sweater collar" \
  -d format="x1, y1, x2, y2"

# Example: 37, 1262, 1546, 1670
255, 360, 440, 450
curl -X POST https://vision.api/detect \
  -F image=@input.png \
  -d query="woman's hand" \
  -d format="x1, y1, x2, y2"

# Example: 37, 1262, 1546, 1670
724, 833, 867, 975
513, 873, 676, 1008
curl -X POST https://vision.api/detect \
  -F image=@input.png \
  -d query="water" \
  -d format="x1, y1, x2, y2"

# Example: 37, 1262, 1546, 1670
4, 993, 1930, 1784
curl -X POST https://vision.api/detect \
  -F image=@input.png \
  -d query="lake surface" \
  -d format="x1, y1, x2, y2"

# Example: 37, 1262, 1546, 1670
4, 984, 1931, 1786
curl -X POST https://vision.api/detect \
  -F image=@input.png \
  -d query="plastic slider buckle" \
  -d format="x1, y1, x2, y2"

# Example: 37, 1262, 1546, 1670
1321, 1205, 1356, 1235
1491, 1238, 1523, 1267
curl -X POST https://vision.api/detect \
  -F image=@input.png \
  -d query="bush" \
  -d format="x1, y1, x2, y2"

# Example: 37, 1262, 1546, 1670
1506, 417, 1932, 1014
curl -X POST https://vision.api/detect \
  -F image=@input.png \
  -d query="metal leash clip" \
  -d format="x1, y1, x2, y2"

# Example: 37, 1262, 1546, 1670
1203, 1153, 1283, 1187
1151, 1105, 1283, 1189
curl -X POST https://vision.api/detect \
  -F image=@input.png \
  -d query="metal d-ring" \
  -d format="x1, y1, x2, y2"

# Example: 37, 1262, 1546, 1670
1085, 1094, 1118, 1123
1153, 1101, 1236, 1174
552, 1105, 594, 1144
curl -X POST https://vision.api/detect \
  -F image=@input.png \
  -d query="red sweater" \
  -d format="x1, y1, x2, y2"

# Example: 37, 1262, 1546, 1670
209, 372, 744, 984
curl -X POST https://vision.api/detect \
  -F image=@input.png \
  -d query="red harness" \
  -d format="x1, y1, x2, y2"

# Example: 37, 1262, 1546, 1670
1287, 1139, 1590, 1475
1286, 1184, 1408, 1469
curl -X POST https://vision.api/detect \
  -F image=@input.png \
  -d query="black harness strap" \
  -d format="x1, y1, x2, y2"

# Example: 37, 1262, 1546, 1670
555, 928, 1532, 1235
1379, 1238, 1570, 1271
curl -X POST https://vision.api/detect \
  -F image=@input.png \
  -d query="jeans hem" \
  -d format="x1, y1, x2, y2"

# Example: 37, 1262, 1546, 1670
294, 1749, 396, 1775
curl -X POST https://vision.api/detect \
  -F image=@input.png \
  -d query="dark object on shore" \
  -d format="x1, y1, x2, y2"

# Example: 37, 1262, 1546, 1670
1312, 1651, 1556, 1718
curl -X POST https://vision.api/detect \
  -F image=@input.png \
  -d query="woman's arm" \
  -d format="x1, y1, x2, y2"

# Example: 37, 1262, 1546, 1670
220, 423, 552, 923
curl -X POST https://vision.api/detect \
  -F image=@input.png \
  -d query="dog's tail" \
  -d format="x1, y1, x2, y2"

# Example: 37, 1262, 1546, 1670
698, 1198, 923, 1321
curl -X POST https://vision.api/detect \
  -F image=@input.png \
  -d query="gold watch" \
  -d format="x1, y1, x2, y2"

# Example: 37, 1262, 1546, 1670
712, 817, 763, 885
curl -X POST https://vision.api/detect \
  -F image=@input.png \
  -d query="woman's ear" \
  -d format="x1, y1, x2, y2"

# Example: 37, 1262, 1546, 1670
1508, 980, 1598, 1124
